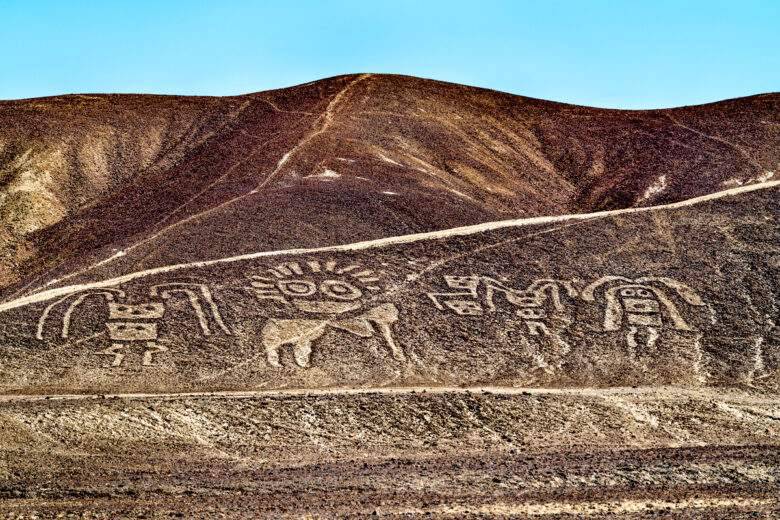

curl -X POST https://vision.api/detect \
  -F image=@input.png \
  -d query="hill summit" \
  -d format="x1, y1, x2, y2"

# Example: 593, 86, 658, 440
1, 74, 777, 298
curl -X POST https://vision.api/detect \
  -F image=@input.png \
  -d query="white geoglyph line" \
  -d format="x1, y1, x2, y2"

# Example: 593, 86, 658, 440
0, 385, 777, 404
0, 180, 777, 314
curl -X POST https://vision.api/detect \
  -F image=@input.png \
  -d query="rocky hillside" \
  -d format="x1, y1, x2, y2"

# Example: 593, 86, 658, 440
0, 76, 778, 517
1, 75, 777, 299
0, 180, 777, 394
0, 180, 777, 517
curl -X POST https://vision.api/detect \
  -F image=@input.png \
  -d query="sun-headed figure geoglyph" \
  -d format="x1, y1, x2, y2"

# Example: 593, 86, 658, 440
248, 259, 404, 368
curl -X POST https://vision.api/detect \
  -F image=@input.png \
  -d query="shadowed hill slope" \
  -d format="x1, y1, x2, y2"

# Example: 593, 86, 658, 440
1, 74, 778, 300
0, 181, 776, 394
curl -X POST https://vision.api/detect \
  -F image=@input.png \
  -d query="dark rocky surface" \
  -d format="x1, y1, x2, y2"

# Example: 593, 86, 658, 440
1, 75, 777, 298
0, 184, 776, 393
0, 76, 778, 517
0, 182, 777, 516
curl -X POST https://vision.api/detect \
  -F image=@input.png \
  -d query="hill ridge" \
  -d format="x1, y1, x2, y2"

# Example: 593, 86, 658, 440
2, 72, 777, 111
2, 74, 778, 298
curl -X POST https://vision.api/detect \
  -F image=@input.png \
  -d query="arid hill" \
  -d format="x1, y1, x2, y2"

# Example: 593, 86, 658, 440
1, 180, 778, 393
0, 76, 778, 517
1, 74, 777, 299
0, 180, 778, 517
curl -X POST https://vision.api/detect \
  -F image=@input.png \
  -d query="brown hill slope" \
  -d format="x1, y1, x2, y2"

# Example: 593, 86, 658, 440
0, 180, 777, 517
0, 181, 777, 394
1, 74, 778, 300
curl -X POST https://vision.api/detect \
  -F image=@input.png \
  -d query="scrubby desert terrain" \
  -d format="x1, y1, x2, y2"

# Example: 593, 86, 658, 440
0, 74, 778, 517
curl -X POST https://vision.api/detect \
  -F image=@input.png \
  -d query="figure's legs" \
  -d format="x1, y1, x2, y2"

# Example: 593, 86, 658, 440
293, 339, 313, 368
646, 327, 659, 351
553, 334, 571, 357
364, 304, 405, 362
263, 320, 285, 368
526, 321, 550, 336
525, 320, 571, 371
373, 320, 405, 362
100, 343, 125, 367
265, 341, 282, 368
626, 326, 639, 357
627, 326, 658, 356
142, 342, 168, 366
262, 319, 326, 368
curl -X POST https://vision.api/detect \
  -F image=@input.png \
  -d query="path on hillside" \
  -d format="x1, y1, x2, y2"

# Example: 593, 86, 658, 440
0, 179, 777, 313
1, 385, 777, 404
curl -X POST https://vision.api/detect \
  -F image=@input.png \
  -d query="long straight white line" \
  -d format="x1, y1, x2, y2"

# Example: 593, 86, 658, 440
0, 385, 776, 404
0, 180, 777, 314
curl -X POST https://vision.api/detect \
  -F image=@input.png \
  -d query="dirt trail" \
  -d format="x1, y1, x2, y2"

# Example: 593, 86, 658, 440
1, 384, 776, 404
384, 496, 777, 517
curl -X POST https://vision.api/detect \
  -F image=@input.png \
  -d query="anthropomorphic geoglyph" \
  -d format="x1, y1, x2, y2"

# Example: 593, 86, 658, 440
581, 276, 707, 356
248, 259, 404, 368
102, 300, 168, 366
427, 275, 577, 372
36, 282, 231, 367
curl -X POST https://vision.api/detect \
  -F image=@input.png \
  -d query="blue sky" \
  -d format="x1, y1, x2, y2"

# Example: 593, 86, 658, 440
1, 1, 777, 108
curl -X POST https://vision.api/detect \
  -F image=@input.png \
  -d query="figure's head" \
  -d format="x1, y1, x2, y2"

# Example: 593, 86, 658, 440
250, 259, 383, 314
582, 276, 705, 332
615, 285, 661, 311
608, 284, 664, 328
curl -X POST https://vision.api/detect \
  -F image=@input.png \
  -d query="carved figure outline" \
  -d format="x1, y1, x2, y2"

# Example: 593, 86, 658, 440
581, 276, 706, 355
427, 275, 577, 370
248, 260, 405, 368
36, 283, 231, 367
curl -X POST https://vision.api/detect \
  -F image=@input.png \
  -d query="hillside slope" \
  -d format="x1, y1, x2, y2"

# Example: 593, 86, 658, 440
1, 74, 778, 300
0, 181, 777, 517
1, 76, 779, 517
0, 181, 777, 393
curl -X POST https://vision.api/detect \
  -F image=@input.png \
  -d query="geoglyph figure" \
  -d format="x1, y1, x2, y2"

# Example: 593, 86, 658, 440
426, 275, 483, 316
427, 275, 577, 371
36, 283, 231, 367
248, 259, 404, 368
581, 276, 706, 355
102, 301, 167, 366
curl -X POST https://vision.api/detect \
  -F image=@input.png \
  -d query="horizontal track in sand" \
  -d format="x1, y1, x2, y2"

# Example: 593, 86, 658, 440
1, 385, 777, 404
